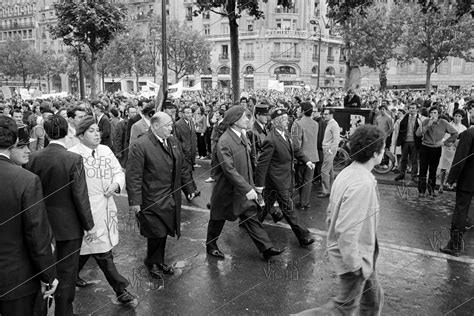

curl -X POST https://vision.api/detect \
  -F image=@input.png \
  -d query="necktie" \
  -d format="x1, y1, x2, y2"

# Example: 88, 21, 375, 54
92, 149, 95, 158
163, 140, 169, 151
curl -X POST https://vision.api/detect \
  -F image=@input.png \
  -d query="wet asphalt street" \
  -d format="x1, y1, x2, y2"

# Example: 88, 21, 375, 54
70, 158, 474, 315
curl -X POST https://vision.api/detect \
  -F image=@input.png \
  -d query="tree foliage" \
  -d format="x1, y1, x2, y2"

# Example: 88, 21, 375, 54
0, 38, 41, 88
164, 20, 211, 82
400, 3, 473, 92
194, 0, 291, 101
36, 52, 67, 93
346, 3, 408, 90
49, 0, 127, 99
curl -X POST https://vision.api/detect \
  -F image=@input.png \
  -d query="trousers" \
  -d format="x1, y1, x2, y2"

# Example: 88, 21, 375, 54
321, 149, 336, 194
418, 145, 441, 194
206, 210, 273, 253
262, 188, 310, 241
54, 238, 82, 316
78, 251, 129, 294
399, 141, 418, 176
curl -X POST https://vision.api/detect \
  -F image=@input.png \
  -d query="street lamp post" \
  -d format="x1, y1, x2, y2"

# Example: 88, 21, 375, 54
310, 19, 322, 89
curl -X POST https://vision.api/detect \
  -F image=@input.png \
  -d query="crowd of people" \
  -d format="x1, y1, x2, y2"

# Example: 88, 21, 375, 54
0, 86, 473, 315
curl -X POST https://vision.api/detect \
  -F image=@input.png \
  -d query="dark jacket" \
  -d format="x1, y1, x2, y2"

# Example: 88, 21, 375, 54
255, 128, 309, 191
174, 118, 198, 165
447, 128, 474, 192
461, 110, 471, 129
0, 156, 56, 300
126, 131, 194, 238
26, 143, 94, 241
396, 113, 422, 148
98, 114, 112, 148
210, 129, 255, 221
343, 94, 362, 108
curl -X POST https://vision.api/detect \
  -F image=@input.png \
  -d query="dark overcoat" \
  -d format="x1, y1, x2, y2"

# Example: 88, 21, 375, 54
447, 128, 474, 193
126, 131, 194, 238
255, 128, 309, 191
210, 129, 255, 221
174, 118, 198, 165
0, 156, 56, 300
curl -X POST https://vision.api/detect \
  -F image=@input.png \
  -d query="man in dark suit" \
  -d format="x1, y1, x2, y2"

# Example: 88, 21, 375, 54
174, 105, 199, 198
129, 103, 155, 144
460, 102, 472, 128
255, 108, 315, 247
0, 116, 58, 316
248, 103, 269, 155
343, 89, 362, 108
206, 106, 284, 260
127, 112, 196, 278
441, 107, 474, 257
395, 103, 423, 181
92, 100, 112, 148
26, 115, 95, 316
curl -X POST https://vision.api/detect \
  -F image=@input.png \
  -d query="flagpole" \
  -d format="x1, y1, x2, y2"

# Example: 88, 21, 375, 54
161, 0, 168, 98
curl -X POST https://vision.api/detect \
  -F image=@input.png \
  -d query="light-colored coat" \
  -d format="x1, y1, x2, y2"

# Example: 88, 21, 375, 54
69, 143, 125, 255
291, 116, 319, 162
326, 162, 380, 278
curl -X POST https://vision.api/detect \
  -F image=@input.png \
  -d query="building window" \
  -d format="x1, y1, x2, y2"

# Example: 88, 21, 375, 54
203, 11, 210, 20
204, 24, 210, 36
221, 23, 229, 34
218, 66, 230, 74
186, 7, 192, 21
274, 66, 296, 75
247, 20, 254, 31
244, 66, 254, 75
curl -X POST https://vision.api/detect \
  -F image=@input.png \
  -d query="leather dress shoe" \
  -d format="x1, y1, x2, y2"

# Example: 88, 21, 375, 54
206, 247, 225, 259
299, 237, 315, 247
263, 247, 285, 260
116, 289, 136, 304
157, 263, 174, 275
146, 264, 164, 279
75, 277, 89, 287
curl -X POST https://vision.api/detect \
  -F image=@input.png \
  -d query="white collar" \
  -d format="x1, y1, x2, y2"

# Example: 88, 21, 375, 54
230, 127, 242, 138
0, 152, 10, 159
153, 132, 166, 145
97, 114, 104, 122
49, 140, 67, 148
275, 128, 286, 139
79, 142, 98, 157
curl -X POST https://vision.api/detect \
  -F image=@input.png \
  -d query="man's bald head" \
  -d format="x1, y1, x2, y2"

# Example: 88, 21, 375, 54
150, 111, 173, 139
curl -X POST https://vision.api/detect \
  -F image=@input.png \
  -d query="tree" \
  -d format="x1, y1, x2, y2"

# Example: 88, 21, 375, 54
49, 1, 127, 99
347, 3, 408, 90
194, 0, 291, 102
0, 37, 41, 88
165, 20, 211, 82
36, 52, 67, 93
327, 0, 374, 90
400, 3, 473, 92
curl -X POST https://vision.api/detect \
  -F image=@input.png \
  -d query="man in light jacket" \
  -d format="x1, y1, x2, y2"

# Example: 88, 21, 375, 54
294, 125, 385, 316
318, 108, 340, 198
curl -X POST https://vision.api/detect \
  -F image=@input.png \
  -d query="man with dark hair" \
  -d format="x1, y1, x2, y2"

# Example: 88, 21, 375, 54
130, 104, 155, 144
395, 103, 422, 181
26, 115, 95, 316
66, 106, 86, 149
174, 105, 200, 199
319, 108, 341, 198
204, 109, 225, 183
343, 89, 362, 108
295, 125, 385, 316
291, 102, 319, 210
0, 115, 58, 316
92, 100, 112, 148
12, 108, 24, 127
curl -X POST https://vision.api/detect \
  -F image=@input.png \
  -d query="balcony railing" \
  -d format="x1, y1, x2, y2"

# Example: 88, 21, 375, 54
271, 52, 301, 60
219, 54, 229, 60
275, 7, 298, 14
0, 21, 35, 30
266, 29, 309, 39
327, 55, 335, 62
243, 52, 254, 60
